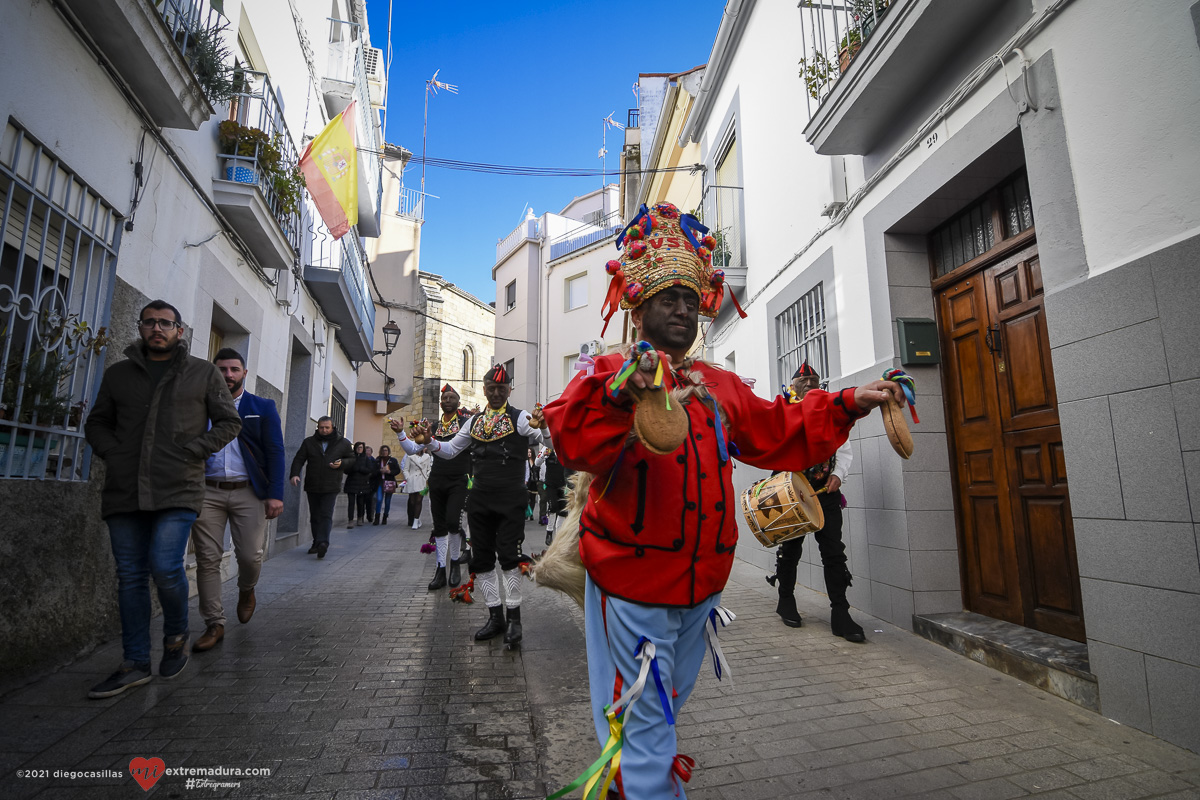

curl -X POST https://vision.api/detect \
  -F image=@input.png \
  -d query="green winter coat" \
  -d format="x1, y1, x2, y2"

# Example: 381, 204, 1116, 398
84, 342, 242, 518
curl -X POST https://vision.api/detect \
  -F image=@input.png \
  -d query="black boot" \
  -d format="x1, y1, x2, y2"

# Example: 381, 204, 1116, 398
774, 551, 802, 627
428, 565, 447, 591
504, 606, 522, 646
825, 564, 865, 643
474, 606, 506, 640
776, 591, 803, 628
448, 559, 461, 587
383, 514, 388, 524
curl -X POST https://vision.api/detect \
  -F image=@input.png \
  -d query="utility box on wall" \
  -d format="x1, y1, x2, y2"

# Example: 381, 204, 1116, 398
896, 318, 940, 366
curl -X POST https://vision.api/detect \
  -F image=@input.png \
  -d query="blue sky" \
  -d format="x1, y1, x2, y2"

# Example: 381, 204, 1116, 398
364, 1, 728, 303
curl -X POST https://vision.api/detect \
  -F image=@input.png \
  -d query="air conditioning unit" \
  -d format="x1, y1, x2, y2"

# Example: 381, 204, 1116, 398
580, 340, 603, 357
363, 47, 386, 108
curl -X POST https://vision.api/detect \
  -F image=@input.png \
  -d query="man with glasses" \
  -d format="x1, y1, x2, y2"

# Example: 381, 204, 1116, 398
84, 300, 241, 698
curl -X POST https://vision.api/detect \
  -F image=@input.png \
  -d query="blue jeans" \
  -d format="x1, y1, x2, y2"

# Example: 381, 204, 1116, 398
374, 485, 393, 517
106, 509, 198, 664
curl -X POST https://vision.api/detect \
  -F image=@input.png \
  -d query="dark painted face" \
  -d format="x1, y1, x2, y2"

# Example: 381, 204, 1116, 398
440, 390, 460, 414
633, 286, 699, 354
482, 378, 510, 410
792, 375, 820, 400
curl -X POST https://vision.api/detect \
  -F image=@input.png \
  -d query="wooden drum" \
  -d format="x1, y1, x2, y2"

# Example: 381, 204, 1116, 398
740, 471, 825, 547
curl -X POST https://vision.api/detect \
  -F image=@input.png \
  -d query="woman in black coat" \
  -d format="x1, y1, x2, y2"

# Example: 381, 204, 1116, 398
343, 442, 377, 528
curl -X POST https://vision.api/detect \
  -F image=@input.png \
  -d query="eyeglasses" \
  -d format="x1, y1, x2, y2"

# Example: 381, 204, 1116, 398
138, 319, 181, 331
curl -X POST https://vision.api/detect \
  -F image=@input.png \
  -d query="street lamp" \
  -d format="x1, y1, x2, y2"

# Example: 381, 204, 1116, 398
374, 319, 402, 401
375, 319, 402, 356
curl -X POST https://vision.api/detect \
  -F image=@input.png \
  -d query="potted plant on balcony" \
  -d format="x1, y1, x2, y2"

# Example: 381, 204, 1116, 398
218, 120, 269, 183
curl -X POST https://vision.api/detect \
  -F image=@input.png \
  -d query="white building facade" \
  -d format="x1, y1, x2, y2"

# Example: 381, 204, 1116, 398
491, 185, 622, 409
669, 0, 1200, 753
0, 0, 392, 682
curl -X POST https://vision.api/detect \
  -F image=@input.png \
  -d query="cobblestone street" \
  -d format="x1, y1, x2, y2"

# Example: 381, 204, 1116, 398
3, 511, 1199, 800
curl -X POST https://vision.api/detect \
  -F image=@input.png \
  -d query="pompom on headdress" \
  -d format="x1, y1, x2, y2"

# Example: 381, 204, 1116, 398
600, 202, 747, 336
484, 363, 509, 385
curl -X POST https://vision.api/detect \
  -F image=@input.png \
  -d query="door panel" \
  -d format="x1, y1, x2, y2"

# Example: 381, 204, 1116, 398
938, 278, 1023, 625
937, 240, 1086, 641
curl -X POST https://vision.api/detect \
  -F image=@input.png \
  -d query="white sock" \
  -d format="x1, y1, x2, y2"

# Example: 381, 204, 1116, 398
449, 532, 462, 563
502, 567, 523, 609
434, 535, 448, 568
477, 569, 501, 607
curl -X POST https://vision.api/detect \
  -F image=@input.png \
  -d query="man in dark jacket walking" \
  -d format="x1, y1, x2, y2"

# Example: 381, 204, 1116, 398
289, 417, 354, 558
190, 348, 286, 653
84, 300, 241, 699
343, 442, 377, 528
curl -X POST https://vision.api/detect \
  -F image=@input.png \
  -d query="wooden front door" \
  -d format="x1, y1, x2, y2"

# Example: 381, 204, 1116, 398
937, 240, 1086, 642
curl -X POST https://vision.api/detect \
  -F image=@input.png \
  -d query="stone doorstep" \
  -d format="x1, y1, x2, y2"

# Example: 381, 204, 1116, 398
912, 611, 1099, 712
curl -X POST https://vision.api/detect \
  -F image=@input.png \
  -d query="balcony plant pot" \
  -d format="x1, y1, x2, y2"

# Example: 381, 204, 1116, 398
0, 430, 55, 478
224, 158, 258, 185
838, 40, 862, 73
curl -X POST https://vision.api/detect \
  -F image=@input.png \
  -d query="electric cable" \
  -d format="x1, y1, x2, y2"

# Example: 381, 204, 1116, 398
358, 148, 703, 178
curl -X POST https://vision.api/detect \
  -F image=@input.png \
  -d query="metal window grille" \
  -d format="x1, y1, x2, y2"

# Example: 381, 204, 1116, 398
330, 388, 347, 435
0, 121, 121, 480
930, 169, 1035, 278
775, 283, 829, 387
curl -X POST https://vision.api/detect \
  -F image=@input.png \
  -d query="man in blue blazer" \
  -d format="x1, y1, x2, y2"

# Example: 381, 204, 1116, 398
190, 348, 286, 651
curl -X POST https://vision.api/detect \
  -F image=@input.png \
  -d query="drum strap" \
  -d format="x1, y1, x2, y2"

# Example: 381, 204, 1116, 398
704, 606, 737, 683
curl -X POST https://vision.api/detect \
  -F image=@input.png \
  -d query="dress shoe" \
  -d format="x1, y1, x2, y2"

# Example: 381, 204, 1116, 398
504, 607, 523, 646
348, 520, 356, 529
193, 624, 224, 652
474, 606, 506, 640
237, 588, 256, 624
831, 607, 866, 643
545, 531, 554, 546
308, 543, 318, 554
317, 543, 328, 559
776, 592, 803, 628
428, 566, 447, 591
448, 559, 461, 587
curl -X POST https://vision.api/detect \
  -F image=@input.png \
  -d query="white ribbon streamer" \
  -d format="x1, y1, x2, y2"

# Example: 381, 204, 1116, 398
704, 606, 736, 683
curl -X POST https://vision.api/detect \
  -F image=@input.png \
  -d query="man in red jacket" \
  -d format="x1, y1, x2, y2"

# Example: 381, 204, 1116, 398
544, 202, 903, 798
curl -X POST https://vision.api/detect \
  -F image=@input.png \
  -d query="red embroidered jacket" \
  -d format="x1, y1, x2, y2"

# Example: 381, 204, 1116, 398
544, 353, 863, 608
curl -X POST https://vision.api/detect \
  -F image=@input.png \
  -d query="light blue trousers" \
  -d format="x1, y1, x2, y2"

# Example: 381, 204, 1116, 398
584, 574, 720, 800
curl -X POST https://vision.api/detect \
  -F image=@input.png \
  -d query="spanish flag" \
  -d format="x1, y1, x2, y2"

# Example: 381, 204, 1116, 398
299, 101, 358, 239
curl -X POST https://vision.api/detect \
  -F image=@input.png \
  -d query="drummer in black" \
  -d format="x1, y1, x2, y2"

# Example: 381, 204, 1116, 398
768, 361, 866, 643
414, 364, 548, 646
392, 383, 472, 590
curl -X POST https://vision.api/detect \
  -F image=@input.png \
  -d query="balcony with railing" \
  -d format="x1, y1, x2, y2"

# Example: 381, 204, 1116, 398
700, 184, 747, 289
495, 216, 540, 268
211, 70, 303, 272
322, 18, 384, 236
397, 187, 425, 222
302, 209, 376, 362
801, 0, 1014, 154
549, 211, 623, 262
61, 0, 220, 129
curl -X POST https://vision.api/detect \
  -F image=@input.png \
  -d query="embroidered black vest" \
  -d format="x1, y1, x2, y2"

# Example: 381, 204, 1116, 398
430, 410, 472, 479
468, 406, 529, 490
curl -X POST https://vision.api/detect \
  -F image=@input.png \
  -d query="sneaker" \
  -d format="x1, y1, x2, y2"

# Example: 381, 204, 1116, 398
160, 634, 189, 679
88, 661, 152, 699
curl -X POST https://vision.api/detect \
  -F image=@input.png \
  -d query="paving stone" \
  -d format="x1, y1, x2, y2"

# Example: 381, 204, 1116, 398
3, 518, 1200, 799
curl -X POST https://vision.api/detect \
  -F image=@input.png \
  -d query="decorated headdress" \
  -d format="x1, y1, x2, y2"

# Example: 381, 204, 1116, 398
440, 383, 459, 396
484, 363, 509, 384
600, 202, 747, 336
792, 361, 819, 380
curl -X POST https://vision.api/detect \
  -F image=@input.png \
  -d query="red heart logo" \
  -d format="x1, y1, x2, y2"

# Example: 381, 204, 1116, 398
129, 757, 165, 792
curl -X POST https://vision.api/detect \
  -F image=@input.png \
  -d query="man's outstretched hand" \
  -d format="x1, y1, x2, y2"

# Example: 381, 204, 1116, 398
853, 380, 906, 412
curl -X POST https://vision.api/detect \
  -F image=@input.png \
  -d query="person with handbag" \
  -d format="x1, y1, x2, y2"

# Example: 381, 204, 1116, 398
401, 450, 433, 530
374, 445, 401, 525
